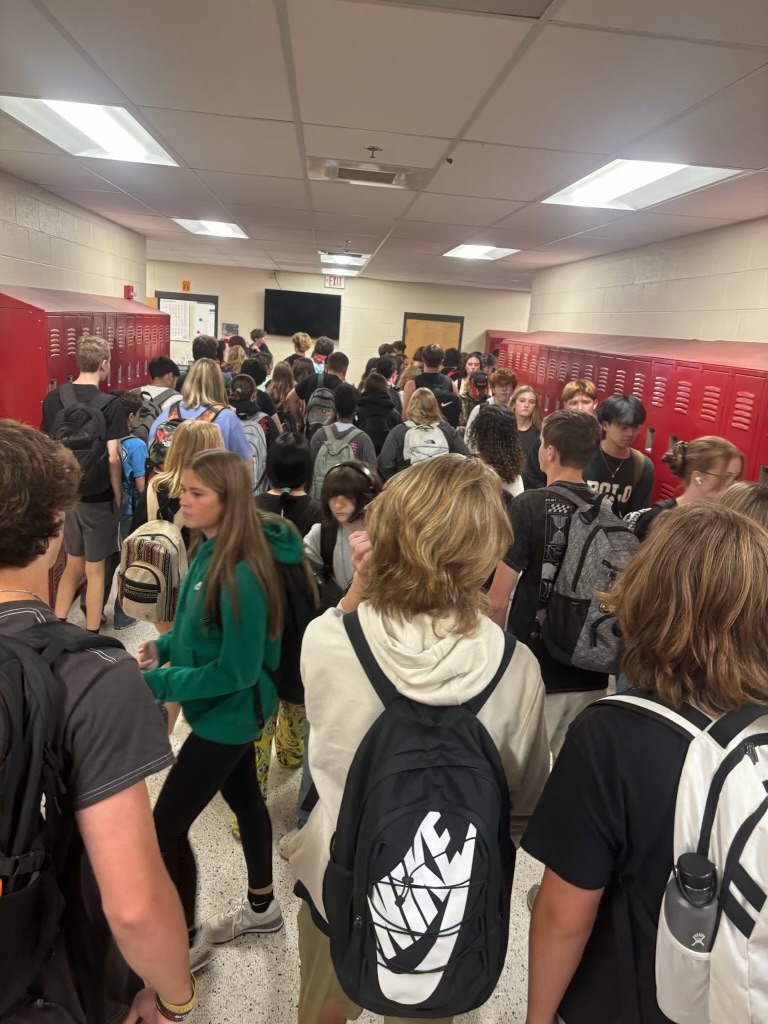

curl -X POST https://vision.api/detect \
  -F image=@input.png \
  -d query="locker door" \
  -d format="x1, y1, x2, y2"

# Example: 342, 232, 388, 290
647, 361, 677, 500
495, 344, 507, 369
45, 314, 65, 385
511, 342, 522, 374
595, 356, 614, 400
722, 374, 768, 479
581, 352, 597, 384
555, 350, 569, 392
542, 349, 559, 411
567, 351, 583, 382
668, 363, 704, 448
611, 357, 633, 396
688, 367, 730, 436
92, 313, 106, 338
629, 358, 652, 408
534, 345, 549, 390
519, 343, 532, 380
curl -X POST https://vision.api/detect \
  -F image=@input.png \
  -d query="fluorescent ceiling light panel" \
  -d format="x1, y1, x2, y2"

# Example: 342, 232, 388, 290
319, 252, 369, 267
173, 219, 247, 238
0, 96, 177, 165
443, 244, 520, 260
542, 159, 741, 210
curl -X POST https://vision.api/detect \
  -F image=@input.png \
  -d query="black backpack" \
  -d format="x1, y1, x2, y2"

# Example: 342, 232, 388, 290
323, 612, 516, 1018
314, 523, 344, 611
134, 387, 179, 444
49, 383, 114, 498
266, 559, 320, 705
0, 622, 123, 1020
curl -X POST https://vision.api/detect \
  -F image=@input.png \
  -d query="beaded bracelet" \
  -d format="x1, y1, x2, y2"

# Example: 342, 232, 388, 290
156, 974, 197, 1020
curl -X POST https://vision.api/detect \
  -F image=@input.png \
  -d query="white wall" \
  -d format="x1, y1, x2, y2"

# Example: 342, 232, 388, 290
528, 218, 768, 342
146, 261, 530, 377
0, 170, 145, 296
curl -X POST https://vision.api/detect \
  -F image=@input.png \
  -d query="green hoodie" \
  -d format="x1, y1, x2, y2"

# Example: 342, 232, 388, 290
143, 518, 303, 745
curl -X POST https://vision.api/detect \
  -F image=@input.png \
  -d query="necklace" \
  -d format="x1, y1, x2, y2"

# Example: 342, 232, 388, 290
599, 448, 628, 481
0, 587, 45, 602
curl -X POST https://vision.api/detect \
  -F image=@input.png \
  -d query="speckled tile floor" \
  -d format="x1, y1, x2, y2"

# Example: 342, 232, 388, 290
93, 603, 540, 1023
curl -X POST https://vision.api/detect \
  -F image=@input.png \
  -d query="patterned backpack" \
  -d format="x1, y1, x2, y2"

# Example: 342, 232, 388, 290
117, 486, 188, 622
147, 402, 224, 472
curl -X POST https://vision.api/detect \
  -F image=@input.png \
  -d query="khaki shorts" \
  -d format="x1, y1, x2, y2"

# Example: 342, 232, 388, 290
63, 501, 119, 563
297, 902, 454, 1024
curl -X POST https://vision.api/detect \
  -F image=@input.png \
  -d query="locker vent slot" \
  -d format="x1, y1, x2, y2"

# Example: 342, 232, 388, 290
127, 323, 135, 345
570, 362, 580, 380
731, 391, 755, 431
538, 354, 547, 379
674, 380, 692, 414
583, 364, 594, 381
700, 386, 721, 423
557, 358, 568, 381
107, 323, 115, 342
597, 368, 609, 392
521, 351, 529, 373
547, 358, 557, 381
614, 369, 627, 393
513, 351, 521, 371
652, 377, 667, 407
66, 328, 77, 356
48, 329, 61, 358
659, 483, 677, 501
632, 373, 645, 399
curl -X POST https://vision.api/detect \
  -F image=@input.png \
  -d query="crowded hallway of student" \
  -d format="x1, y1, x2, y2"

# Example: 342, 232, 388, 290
1, 2, 768, 1024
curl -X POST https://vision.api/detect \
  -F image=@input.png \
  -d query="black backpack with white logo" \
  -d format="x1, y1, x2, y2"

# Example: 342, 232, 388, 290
323, 612, 516, 1018
0, 622, 123, 1020
49, 383, 114, 498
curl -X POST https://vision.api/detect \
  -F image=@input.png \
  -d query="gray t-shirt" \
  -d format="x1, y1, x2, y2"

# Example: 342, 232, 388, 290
0, 601, 174, 1021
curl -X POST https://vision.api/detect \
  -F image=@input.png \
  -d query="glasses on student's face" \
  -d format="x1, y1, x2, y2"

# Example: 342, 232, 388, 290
702, 471, 740, 486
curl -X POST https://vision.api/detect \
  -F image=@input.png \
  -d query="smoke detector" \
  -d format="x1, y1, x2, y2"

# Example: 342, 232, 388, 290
308, 157, 431, 191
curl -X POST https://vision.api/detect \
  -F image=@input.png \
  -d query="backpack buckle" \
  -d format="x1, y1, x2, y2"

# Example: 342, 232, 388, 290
0, 848, 45, 879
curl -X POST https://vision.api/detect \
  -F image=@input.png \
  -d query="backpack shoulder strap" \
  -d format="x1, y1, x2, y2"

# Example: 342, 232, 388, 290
597, 693, 711, 740
59, 382, 77, 408
167, 401, 182, 421
156, 388, 178, 406
343, 610, 399, 708
320, 522, 336, 574
345, 427, 362, 442
147, 481, 160, 521
323, 424, 335, 443
17, 621, 124, 665
464, 633, 517, 715
630, 447, 645, 487
707, 703, 768, 748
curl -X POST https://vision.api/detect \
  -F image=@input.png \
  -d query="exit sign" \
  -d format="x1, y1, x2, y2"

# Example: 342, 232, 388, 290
181, 279, 191, 292
324, 274, 345, 290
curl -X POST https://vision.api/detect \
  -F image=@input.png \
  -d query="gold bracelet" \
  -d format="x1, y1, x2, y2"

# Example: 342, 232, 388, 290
158, 973, 197, 1015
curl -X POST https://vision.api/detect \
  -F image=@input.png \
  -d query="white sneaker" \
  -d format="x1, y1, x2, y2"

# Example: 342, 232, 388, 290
278, 829, 299, 861
202, 897, 283, 944
189, 930, 214, 972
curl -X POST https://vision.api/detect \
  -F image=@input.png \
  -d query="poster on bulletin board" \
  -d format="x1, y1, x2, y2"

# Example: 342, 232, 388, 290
221, 322, 239, 337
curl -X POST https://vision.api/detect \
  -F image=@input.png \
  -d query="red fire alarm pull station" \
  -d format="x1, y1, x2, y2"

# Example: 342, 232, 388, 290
124, 284, 135, 300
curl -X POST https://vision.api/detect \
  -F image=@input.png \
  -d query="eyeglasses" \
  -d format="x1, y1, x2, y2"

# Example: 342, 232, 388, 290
702, 471, 741, 485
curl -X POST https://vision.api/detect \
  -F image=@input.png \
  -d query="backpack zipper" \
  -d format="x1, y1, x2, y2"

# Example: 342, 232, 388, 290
571, 526, 631, 591
696, 734, 768, 858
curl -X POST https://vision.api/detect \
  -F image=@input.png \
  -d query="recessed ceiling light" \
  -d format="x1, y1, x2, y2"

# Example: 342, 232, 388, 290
542, 159, 742, 210
174, 219, 247, 238
0, 96, 177, 165
319, 252, 370, 268
323, 267, 359, 277
443, 244, 520, 260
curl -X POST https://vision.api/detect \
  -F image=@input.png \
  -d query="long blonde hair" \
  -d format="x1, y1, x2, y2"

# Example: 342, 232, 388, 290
511, 385, 543, 431
185, 450, 285, 637
408, 387, 443, 425
605, 502, 768, 715
267, 361, 294, 410
364, 455, 511, 636
181, 358, 227, 408
152, 419, 224, 498
225, 345, 246, 374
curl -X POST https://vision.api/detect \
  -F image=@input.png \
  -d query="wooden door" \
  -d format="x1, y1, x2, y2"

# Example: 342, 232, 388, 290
403, 313, 463, 352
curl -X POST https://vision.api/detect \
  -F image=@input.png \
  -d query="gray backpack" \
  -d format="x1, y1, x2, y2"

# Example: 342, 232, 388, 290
312, 425, 362, 500
239, 412, 269, 496
536, 484, 638, 673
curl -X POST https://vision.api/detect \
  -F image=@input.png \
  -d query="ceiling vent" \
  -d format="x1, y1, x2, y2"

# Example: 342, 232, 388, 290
348, 0, 555, 18
308, 157, 431, 191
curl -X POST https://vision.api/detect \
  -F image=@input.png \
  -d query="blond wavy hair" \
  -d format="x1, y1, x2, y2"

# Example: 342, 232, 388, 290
291, 332, 312, 354
363, 455, 511, 636
181, 358, 227, 408
152, 419, 224, 498
407, 387, 443, 426
225, 345, 247, 374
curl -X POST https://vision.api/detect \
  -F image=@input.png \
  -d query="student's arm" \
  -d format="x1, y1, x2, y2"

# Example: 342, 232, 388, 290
143, 566, 267, 702
272, 413, 283, 434
401, 380, 415, 420
488, 561, 520, 628
448, 425, 471, 457
107, 439, 123, 507
452, 379, 459, 396
286, 387, 303, 429
526, 869, 603, 1024
629, 456, 654, 513
76, 782, 192, 1013
135, 474, 146, 494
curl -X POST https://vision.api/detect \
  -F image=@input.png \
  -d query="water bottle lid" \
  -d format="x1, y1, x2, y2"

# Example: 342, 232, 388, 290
678, 852, 716, 890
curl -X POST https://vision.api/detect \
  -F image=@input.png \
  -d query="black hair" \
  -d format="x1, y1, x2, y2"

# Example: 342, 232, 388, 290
378, 342, 396, 357
597, 394, 647, 428
321, 461, 380, 524
111, 389, 143, 417
149, 356, 180, 379
422, 344, 444, 369
443, 347, 460, 369
480, 353, 496, 371
228, 335, 248, 351
376, 355, 395, 379
359, 356, 379, 388
413, 347, 424, 362
192, 335, 217, 361
293, 357, 315, 383
241, 357, 267, 386
230, 373, 257, 401
314, 337, 335, 358
216, 339, 227, 362
250, 328, 266, 342
266, 431, 312, 492
391, 340, 406, 354
326, 351, 349, 374
334, 382, 358, 420
364, 371, 389, 394
466, 404, 525, 484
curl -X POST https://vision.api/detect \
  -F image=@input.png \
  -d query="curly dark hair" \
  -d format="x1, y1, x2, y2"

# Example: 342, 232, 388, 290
0, 420, 82, 568
466, 404, 525, 484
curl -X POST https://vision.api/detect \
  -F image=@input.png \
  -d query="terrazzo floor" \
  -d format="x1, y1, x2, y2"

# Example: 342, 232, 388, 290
93, 604, 542, 1024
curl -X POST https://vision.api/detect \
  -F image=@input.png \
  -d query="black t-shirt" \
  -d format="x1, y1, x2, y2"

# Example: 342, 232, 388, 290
41, 384, 128, 504
256, 492, 321, 538
633, 499, 678, 542
584, 448, 649, 517
517, 424, 540, 464
0, 601, 174, 1022
295, 372, 344, 403
505, 482, 608, 693
522, 701, 684, 1024
256, 390, 277, 417
414, 371, 453, 394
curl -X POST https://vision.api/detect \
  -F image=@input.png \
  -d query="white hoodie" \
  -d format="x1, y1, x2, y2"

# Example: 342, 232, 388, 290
290, 601, 550, 920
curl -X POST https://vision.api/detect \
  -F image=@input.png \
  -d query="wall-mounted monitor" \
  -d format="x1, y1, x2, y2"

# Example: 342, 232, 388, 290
263, 289, 341, 340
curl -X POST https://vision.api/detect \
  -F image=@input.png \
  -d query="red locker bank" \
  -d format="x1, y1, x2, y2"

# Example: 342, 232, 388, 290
0, 285, 170, 427
486, 330, 768, 501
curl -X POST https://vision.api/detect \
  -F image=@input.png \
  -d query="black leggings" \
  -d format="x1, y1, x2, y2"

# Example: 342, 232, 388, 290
154, 732, 273, 928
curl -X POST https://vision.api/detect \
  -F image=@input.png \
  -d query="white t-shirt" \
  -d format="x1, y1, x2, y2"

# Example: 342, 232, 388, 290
141, 384, 180, 412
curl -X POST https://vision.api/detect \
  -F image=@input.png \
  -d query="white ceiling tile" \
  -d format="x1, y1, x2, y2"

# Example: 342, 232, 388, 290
313, 212, 395, 237
378, 238, 453, 255
314, 233, 385, 252
0, 0, 123, 103
554, 0, 768, 47
427, 143, 600, 201
493, 202, 631, 243
138, 109, 303, 177
105, 214, 187, 235
404, 193, 525, 226
50, 188, 157, 215
645, 172, 768, 220
236, 226, 316, 243
0, 113, 61, 154
465, 26, 767, 153
581, 212, 736, 245
195, 171, 309, 209
143, 196, 234, 221
288, 0, 531, 136
226, 205, 317, 230
309, 182, 413, 219
0, 151, 121, 189
303, 125, 449, 169
537, 236, 640, 260
392, 220, 477, 243
42, 0, 293, 118
621, 71, 768, 171
77, 162, 211, 197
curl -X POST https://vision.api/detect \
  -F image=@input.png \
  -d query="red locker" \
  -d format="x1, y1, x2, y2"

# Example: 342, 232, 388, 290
722, 375, 768, 480
0, 286, 169, 427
